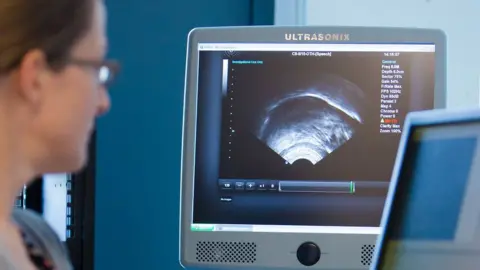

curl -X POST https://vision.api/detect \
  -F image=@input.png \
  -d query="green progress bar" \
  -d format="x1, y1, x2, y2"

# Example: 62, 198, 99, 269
191, 224, 214, 232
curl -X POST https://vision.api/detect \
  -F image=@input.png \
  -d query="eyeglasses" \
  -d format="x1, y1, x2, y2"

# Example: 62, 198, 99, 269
68, 59, 120, 87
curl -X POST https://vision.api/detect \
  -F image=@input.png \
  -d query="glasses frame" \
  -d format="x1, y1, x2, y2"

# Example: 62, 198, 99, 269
67, 58, 121, 87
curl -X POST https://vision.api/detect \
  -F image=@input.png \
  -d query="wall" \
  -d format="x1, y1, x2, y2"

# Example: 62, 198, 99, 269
275, 0, 480, 109
95, 1, 273, 269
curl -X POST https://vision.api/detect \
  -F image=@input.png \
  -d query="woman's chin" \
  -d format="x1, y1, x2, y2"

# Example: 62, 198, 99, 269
43, 148, 89, 174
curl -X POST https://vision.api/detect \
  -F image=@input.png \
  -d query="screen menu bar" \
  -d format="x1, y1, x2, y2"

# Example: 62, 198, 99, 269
198, 43, 435, 52
218, 179, 388, 194
190, 223, 381, 234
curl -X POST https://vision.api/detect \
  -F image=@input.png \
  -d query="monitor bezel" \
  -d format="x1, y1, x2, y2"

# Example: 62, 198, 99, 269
371, 108, 480, 269
67, 132, 96, 270
180, 26, 447, 269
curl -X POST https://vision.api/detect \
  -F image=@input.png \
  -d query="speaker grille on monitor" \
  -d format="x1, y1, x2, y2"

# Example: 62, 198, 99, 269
196, 241, 257, 264
361, 244, 375, 266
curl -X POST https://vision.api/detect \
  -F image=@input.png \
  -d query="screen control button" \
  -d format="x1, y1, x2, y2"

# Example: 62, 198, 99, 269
268, 181, 278, 191
234, 181, 245, 191
245, 181, 256, 191
219, 180, 234, 190
257, 182, 267, 191
296, 242, 321, 266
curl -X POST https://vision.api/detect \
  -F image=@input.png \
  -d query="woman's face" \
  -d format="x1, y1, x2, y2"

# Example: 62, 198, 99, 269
24, 1, 111, 173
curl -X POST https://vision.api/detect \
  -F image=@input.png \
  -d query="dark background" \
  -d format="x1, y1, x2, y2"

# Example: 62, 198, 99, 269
193, 50, 435, 227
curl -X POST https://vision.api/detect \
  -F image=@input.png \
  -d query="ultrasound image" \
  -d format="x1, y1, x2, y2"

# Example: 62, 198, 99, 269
256, 74, 365, 165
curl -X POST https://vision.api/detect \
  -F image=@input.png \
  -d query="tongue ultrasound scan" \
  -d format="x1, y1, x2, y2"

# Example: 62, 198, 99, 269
192, 45, 435, 231
256, 74, 363, 166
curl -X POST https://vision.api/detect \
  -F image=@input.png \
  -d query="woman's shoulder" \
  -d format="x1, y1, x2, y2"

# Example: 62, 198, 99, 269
12, 209, 72, 270
12, 208, 46, 226
12, 209, 55, 231
11, 208, 61, 247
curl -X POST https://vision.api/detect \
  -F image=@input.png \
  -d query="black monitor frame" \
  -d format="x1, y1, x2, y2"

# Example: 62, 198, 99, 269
72, 132, 96, 270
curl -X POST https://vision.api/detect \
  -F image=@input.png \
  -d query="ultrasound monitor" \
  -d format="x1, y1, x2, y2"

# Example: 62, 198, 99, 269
372, 109, 480, 270
179, 26, 446, 270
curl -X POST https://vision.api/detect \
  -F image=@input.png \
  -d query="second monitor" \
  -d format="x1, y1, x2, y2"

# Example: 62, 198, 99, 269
180, 26, 446, 270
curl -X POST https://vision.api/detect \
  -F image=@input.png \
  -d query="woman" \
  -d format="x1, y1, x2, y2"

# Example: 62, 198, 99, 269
0, 0, 118, 269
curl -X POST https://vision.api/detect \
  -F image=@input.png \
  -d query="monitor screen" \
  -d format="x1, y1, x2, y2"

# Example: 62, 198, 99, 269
15, 174, 72, 242
378, 122, 480, 269
192, 42, 436, 234
42, 173, 71, 241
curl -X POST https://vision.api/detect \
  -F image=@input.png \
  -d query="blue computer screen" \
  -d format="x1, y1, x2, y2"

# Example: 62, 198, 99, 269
391, 128, 476, 240
380, 122, 480, 269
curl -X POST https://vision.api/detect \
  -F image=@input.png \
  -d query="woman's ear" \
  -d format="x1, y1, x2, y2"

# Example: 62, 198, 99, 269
17, 49, 49, 106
